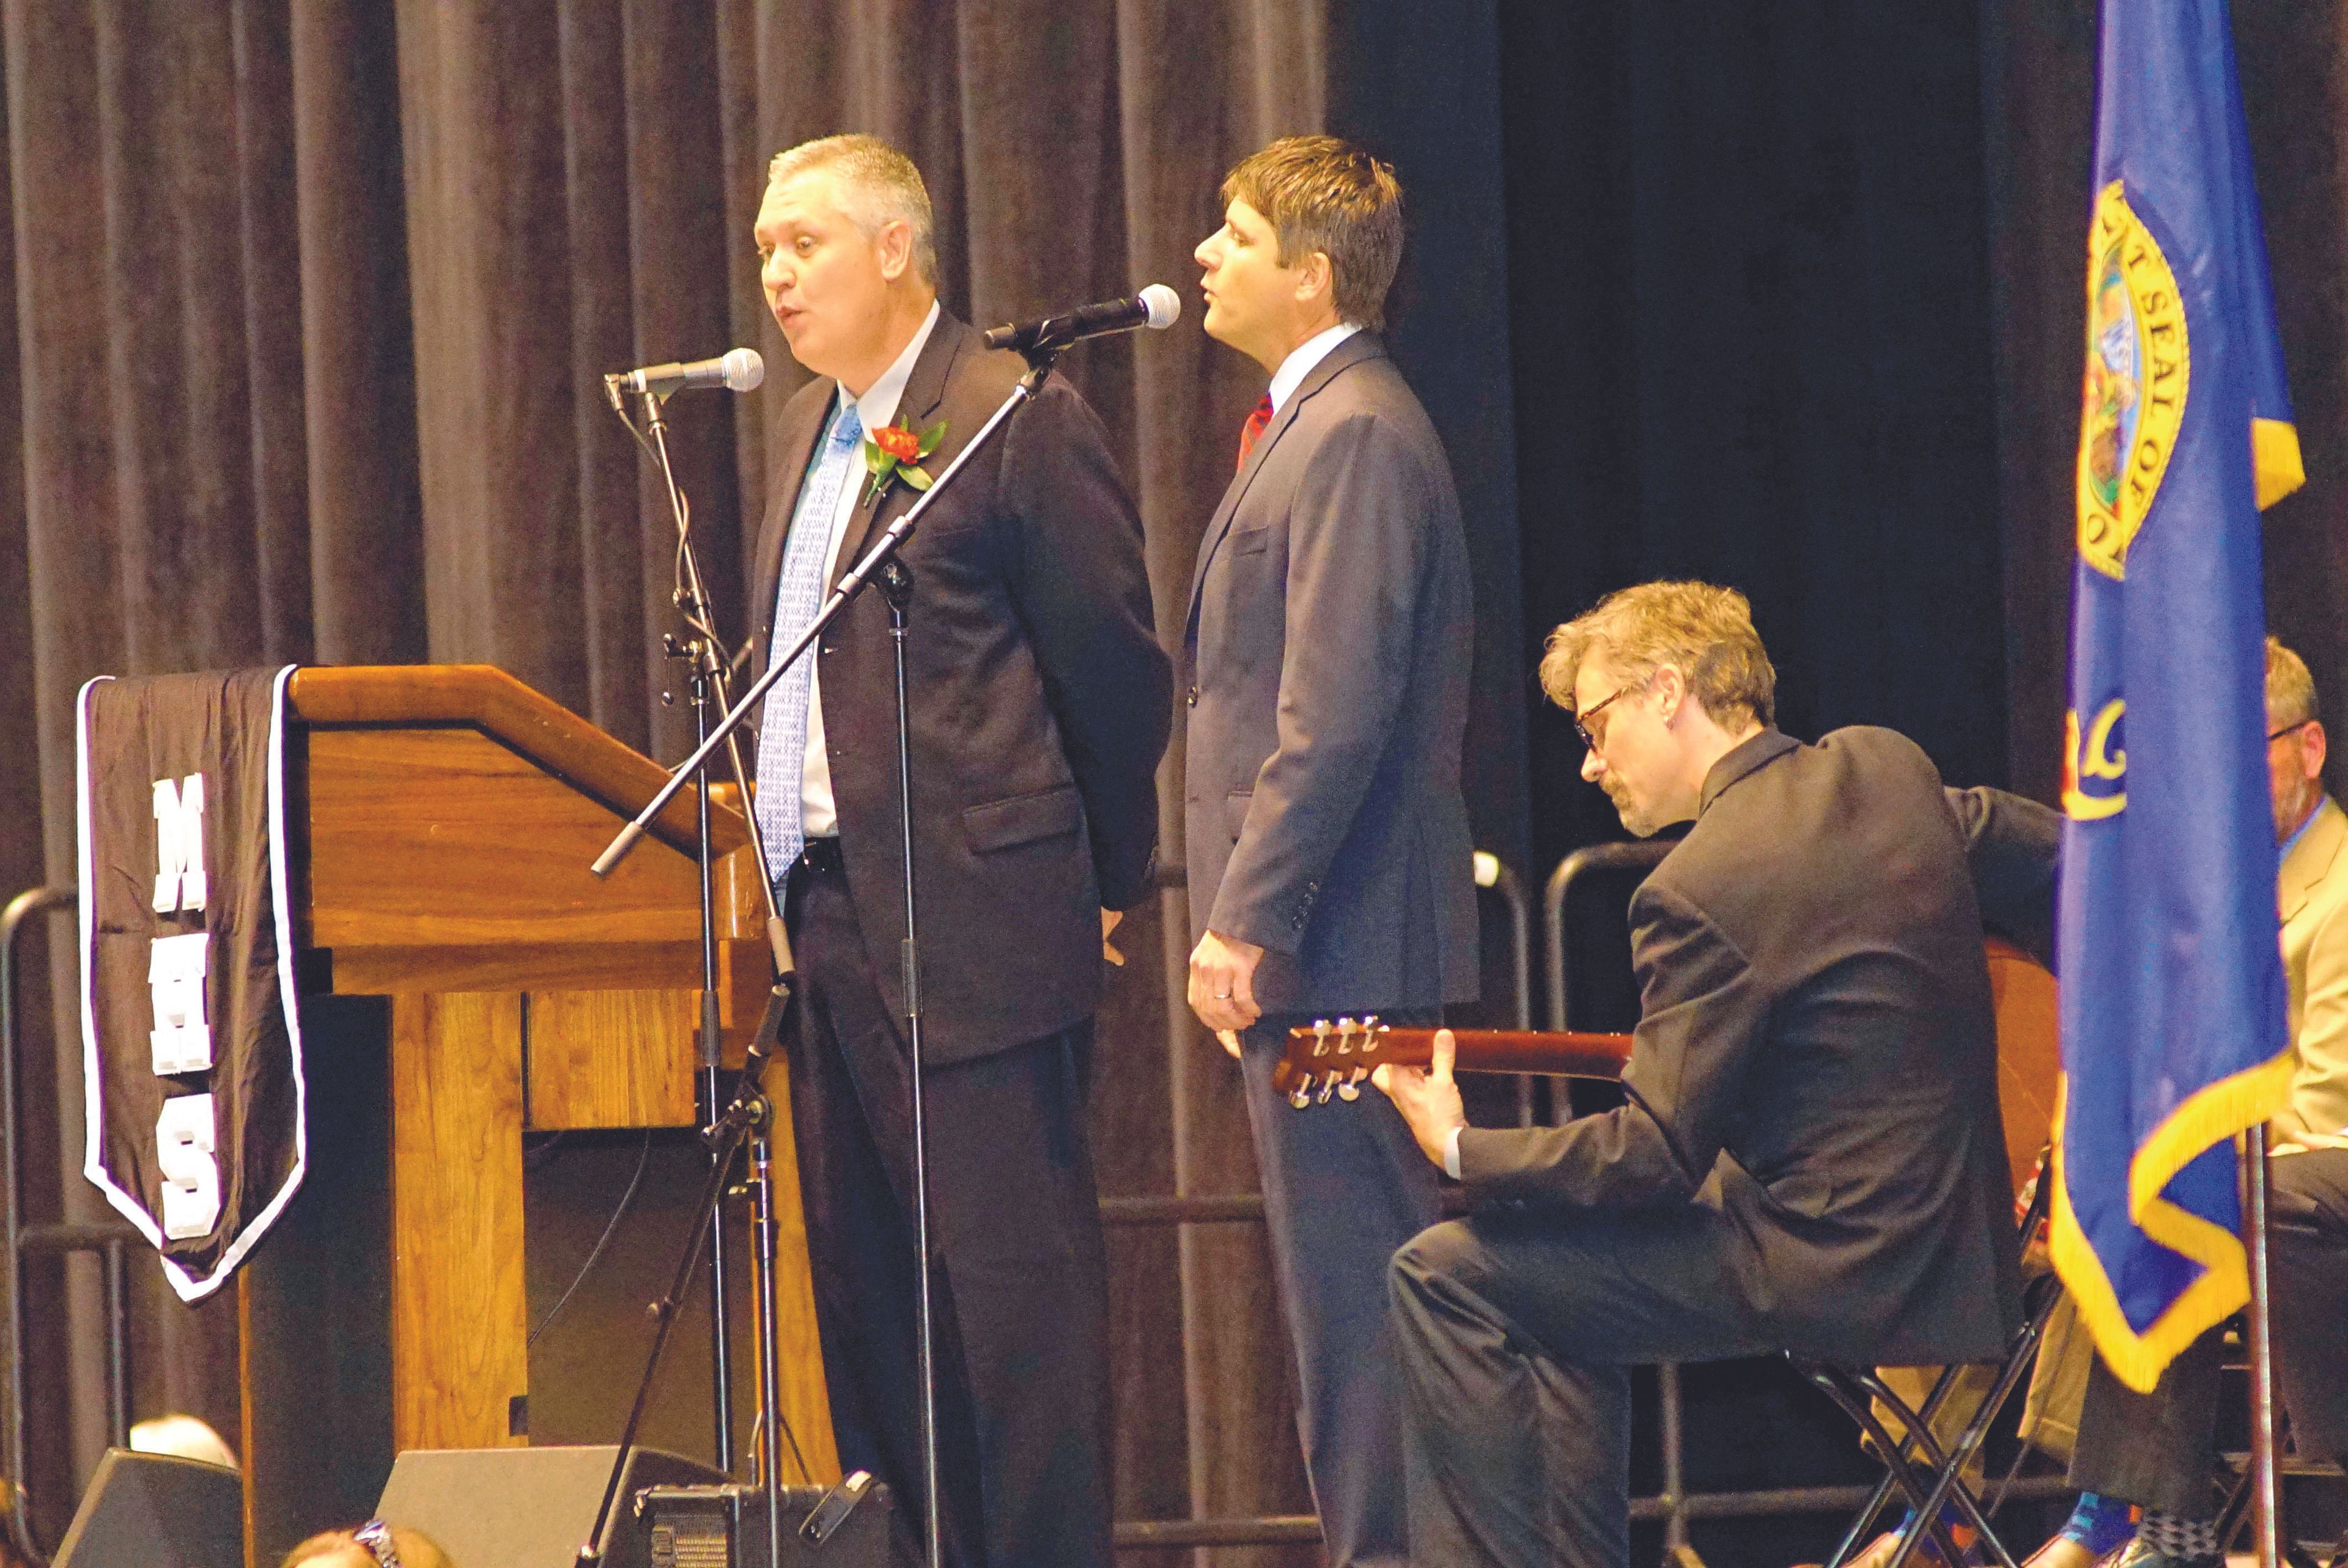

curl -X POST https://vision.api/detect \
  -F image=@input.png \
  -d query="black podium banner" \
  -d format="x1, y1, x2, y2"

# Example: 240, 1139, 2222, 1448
76, 666, 305, 1302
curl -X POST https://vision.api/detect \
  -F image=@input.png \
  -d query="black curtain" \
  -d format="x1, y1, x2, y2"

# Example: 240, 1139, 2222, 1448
1499, 0, 2015, 889
1982, 0, 2348, 808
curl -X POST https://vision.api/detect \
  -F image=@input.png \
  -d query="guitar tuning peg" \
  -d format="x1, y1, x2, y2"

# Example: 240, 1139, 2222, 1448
1312, 1018, 1332, 1058
1335, 1017, 1356, 1055
1336, 1066, 1365, 1102
1316, 1076, 1338, 1105
1288, 1080, 1313, 1110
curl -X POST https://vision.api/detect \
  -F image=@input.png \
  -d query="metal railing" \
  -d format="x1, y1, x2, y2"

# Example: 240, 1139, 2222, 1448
4, 886, 138, 1566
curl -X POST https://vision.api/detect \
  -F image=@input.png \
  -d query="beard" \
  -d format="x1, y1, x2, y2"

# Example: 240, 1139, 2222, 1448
1605, 778, 1662, 839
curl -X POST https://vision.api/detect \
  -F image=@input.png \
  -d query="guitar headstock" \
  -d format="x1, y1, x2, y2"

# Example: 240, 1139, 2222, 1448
1272, 1015, 1423, 1107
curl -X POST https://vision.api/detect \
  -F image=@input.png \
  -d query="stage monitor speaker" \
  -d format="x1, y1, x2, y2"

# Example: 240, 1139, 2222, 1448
52, 1448, 242, 1568
374, 1445, 723, 1568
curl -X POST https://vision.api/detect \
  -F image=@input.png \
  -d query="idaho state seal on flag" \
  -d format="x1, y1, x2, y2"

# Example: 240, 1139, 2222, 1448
2077, 183, 2188, 586
2052, 0, 2306, 1394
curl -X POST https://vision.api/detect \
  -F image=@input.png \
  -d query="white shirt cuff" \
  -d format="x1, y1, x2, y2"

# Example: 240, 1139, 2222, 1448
1443, 1124, 1464, 1181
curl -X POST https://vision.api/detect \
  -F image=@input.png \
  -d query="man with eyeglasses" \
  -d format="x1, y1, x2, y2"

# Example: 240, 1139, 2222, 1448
2025, 635, 2348, 1568
1373, 579, 2060, 1568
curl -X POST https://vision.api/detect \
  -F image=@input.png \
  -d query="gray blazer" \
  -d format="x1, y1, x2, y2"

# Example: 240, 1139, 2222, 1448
1458, 729, 2048, 1366
1181, 332, 1478, 1016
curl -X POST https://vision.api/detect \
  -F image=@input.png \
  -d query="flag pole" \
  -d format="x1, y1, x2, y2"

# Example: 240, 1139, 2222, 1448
2243, 1124, 2282, 1568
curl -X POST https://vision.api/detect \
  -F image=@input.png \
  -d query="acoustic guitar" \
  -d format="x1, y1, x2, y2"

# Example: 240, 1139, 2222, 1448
1271, 940, 2056, 1198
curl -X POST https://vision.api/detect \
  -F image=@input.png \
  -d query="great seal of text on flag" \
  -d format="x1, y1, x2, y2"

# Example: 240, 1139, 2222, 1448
2077, 182, 2187, 586
2052, 0, 2308, 1396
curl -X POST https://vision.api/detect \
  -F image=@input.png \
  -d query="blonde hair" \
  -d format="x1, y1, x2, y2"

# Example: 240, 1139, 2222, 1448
767, 134, 937, 287
2268, 635, 2319, 730
1540, 581, 1776, 731
1220, 136, 1404, 332
281, 1525, 453, 1568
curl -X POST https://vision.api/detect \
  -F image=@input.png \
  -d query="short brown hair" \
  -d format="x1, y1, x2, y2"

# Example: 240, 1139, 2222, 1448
767, 133, 937, 287
1540, 581, 1777, 731
1220, 135, 1404, 332
2268, 635, 2319, 730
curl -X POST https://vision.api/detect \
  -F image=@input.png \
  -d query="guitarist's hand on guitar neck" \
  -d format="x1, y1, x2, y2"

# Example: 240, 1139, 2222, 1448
1372, 1027, 1467, 1170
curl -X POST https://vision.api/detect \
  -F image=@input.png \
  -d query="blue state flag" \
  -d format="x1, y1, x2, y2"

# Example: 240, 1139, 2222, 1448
2052, 0, 2306, 1393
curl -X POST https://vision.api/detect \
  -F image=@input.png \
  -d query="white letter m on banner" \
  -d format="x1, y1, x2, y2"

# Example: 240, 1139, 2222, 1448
152, 774, 206, 913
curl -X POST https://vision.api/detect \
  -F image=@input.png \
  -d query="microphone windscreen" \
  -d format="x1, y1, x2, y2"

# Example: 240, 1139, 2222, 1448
1139, 284, 1181, 329
722, 347, 765, 391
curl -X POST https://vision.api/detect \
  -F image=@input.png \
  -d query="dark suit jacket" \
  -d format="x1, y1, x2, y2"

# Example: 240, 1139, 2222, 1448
1458, 727, 2048, 1366
749, 311, 1170, 1064
1181, 333, 1478, 1015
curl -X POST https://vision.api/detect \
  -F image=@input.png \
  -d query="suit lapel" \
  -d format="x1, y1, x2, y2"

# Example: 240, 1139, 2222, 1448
828, 313, 972, 593
1185, 333, 1386, 627
753, 383, 838, 655
2281, 796, 2346, 921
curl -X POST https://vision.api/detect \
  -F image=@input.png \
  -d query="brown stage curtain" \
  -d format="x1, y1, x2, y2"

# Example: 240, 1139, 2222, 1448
0, 3, 1360, 1559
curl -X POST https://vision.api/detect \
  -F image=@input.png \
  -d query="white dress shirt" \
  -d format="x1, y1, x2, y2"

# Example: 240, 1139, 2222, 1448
798, 300, 942, 837
1268, 321, 1361, 414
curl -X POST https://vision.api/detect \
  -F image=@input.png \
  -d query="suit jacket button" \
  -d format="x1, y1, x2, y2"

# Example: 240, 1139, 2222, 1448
1186, 685, 1199, 707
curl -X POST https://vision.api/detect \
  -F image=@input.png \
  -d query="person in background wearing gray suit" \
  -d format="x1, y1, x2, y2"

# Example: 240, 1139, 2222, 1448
1377, 581, 2052, 1568
1182, 134, 1479, 1568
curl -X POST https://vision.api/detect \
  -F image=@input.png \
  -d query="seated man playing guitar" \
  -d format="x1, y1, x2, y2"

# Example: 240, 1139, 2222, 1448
1373, 580, 2059, 1568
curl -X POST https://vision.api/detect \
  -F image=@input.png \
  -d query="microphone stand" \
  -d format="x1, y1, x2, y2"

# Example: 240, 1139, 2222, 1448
594, 345, 1066, 1568
574, 379, 804, 1567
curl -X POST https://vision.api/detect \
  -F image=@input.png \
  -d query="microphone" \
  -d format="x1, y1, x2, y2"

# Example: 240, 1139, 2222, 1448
607, 347, 765, 399
983, 285, 1181, 353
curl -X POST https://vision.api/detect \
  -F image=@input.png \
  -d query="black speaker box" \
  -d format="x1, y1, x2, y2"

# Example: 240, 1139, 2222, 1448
374, 1445, 725, 1568
635, 1477, 907, 1567
53, 1448, 243, 1568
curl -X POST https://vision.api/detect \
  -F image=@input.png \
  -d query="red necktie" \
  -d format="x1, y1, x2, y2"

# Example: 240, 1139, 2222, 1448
1236, 394, 1273, 473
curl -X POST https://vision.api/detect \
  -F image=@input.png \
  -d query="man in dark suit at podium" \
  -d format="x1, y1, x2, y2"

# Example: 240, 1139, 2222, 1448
745, 133, 1169, 1568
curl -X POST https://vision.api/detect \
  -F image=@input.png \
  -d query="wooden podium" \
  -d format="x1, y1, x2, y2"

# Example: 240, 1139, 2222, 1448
234, 665, 836, 1561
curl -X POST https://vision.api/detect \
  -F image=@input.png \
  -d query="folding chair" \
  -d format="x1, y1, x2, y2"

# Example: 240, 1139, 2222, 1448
1796, 939, 2066, 1568
1792, 1174, 2061, 1568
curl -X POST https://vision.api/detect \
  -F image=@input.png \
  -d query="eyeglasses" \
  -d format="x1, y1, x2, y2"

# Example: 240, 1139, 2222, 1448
2270, 718, 2316, 742
1573, 680, 1645, 753
353, 1520, 402, 1568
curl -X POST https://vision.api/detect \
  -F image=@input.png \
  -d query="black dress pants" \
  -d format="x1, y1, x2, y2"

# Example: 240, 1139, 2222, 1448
784, 852, 1112, 1568
1388, 1201, 1770, 1568
2071, 1144, 2348, 1515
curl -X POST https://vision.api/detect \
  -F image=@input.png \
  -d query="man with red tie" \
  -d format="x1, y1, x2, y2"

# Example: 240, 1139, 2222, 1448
1183, 135, 1479, 1568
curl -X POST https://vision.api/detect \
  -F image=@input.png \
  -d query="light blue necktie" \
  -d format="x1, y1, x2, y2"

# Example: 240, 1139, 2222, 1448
756, 397, 863, 883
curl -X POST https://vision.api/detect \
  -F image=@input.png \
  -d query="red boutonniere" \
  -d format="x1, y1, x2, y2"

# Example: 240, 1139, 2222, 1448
860, 419, 947, 506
